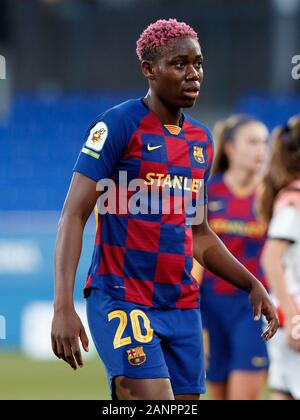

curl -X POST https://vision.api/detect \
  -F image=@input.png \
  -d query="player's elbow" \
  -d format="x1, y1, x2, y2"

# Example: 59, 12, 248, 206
60, 197, 91, 226
57, 209, 86, 233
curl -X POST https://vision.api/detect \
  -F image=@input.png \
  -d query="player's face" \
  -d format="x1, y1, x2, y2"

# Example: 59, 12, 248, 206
227, 122, 269, 173
152, 37, 203, 108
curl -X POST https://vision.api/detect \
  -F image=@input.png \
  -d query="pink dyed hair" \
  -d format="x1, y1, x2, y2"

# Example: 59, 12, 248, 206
136, 18, 198, 61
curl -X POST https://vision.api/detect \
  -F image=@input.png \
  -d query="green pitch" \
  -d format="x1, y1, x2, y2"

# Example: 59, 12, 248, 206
0, 353, 111, 400
0, 352, 269, 400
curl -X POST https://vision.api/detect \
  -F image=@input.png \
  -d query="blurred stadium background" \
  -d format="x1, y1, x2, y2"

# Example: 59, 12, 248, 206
0, 0, 299, 400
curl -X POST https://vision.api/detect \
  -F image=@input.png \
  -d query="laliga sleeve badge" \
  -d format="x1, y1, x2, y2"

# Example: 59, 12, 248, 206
127, 346, 146, 366
86, 121, 108, 152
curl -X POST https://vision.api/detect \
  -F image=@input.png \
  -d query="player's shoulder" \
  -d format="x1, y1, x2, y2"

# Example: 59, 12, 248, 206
184, 114, 213, 143
92, 98, 146, 128
84, 98, 147, 146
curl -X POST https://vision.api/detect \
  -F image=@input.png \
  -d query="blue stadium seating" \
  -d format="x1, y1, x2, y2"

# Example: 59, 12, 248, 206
237, 93, 300, 130
1, 92, 299, 211
0, 92, 139, 210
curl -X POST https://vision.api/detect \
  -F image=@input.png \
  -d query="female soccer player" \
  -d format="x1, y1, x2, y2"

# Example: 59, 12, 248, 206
260, 116, 300, 400
200, 115, 270, 400
51, 19, 278, 400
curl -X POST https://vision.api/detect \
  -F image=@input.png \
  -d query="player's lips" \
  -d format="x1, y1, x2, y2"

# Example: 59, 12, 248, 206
182, 84, 200, 99
254, 156, 264, 164
183, 90, 199, 99
255, 159, 264, 166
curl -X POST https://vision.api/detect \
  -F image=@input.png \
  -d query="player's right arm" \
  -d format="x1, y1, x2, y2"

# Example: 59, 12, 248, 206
51, 173, 100, 370
51, 106, 131, 369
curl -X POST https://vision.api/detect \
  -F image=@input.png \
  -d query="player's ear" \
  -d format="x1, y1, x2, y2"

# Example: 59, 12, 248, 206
141, 60, 156, 80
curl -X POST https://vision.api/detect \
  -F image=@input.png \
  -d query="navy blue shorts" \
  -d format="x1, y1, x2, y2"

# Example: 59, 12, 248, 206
87, 288, 206, 398
201, 293, 269, 383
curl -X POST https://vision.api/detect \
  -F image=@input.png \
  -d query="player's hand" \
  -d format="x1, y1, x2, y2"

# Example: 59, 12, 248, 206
51, 308, 89, 370
248, 282, 279, 341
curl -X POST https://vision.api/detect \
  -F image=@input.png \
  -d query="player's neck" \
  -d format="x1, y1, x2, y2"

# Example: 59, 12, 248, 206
143, 91, 182, 126
224, 168, 259, 197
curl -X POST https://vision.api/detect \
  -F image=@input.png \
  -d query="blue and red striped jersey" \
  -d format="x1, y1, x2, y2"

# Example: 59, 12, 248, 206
74, 98, 213, 309
201, 173, 267, 296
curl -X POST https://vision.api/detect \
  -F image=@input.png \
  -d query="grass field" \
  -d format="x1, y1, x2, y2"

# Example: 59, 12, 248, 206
0, 353, 111, 400
0, 353, 211, 400
0, 353, 270, 400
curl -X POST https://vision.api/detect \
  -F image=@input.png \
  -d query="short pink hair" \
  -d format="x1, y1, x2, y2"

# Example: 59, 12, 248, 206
136, 18, 198, 61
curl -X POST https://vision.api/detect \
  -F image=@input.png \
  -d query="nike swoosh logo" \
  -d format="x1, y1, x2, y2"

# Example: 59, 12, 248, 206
252, 357, 268, 367
147, 144, 162, 151
208, 201, 225, 212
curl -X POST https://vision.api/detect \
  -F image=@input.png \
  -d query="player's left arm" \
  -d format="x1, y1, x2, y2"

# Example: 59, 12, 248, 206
192, 205, 279, 340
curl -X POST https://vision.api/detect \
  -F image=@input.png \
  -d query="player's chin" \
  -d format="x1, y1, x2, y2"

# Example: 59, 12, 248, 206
178, 94, 199, 108
180, 97, 198, 108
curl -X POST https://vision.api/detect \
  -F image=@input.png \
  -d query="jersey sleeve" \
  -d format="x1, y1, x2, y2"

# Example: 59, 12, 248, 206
268, 205, 300, 243
73, 108, 128, 182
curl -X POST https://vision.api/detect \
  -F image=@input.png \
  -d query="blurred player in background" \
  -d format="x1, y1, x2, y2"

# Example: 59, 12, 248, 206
260, 116, 300, 400
200, 115, 270, 400
51, 19, 278, 401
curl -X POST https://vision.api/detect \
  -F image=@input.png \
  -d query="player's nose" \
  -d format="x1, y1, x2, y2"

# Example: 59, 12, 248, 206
185, 65, 201, 81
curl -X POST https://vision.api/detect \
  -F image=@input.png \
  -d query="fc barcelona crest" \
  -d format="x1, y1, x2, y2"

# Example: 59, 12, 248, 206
193, 146, 205, 164
127, 346, 146, 366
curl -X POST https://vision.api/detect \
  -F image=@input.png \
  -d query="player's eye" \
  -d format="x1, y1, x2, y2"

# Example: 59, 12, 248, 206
195, 61, 203, 70
248, 138, 259, 145
175, 62, 185, 69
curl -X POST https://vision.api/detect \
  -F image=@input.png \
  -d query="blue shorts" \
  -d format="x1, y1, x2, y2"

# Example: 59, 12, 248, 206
86, 288, 206, 398
201, 293, 269, 383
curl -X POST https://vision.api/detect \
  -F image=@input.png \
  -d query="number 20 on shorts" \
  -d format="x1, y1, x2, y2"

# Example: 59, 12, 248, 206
108, 309, 154, 349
